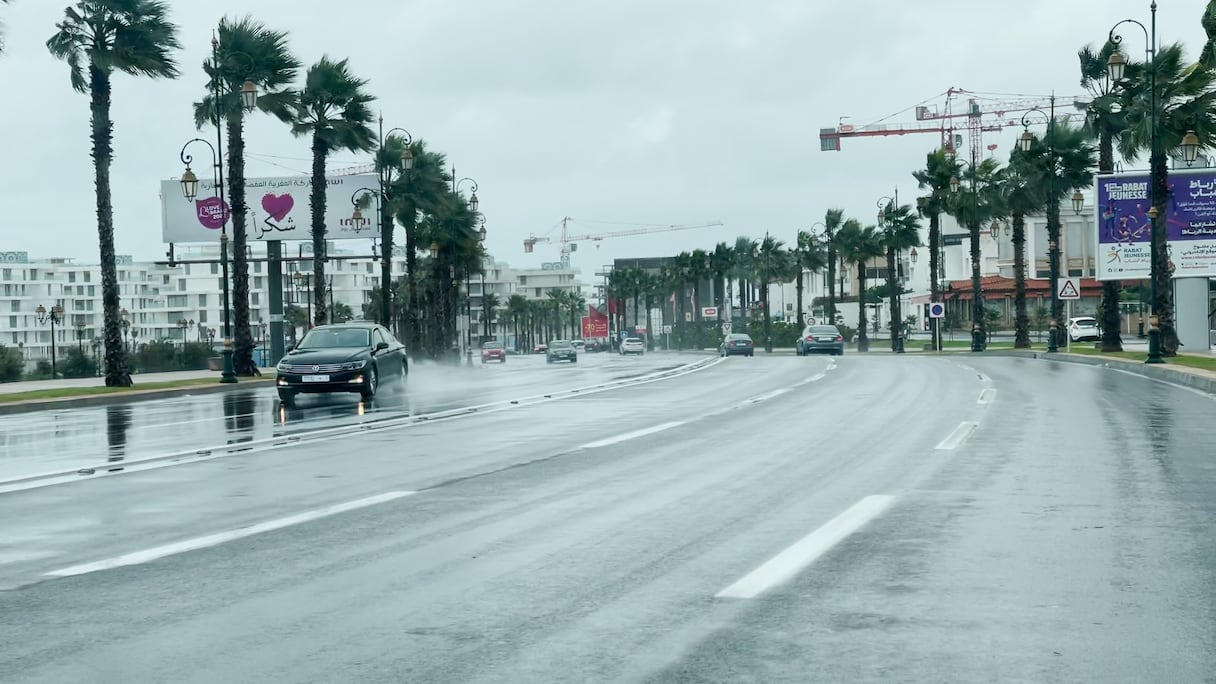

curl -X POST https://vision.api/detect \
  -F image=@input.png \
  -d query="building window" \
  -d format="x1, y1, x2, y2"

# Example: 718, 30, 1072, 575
84, 271, 91, 283
198, 310, 207, 323
178, 278, 186, 291
198, 294, 207, 307
251, 292, 260, 305
8, 316, 15, 328
183, 264, 191, 276
218, 278, 224, 291
1, 269, 9, 280
211, 263, 219, 275
9, 301, 18, 312
254, 261, 262, 273
86, 300, 94, 311
366, 263, 374, 273
88, 286, 95, 297
167, 295, 188, 307
254, 276, 263, 289
163, 275, 170, 285
68, 271, 77, 283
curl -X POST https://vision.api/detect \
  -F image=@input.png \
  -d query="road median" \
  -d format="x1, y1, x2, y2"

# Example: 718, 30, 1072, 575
0, 375, 276, 415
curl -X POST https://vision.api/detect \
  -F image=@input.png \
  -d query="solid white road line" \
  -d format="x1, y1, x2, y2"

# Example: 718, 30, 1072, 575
935, 421, 978, 450
44, 490, 415, 578
716, 495, 896, 599
577, 421, 685, 450
977, 388, 996, 405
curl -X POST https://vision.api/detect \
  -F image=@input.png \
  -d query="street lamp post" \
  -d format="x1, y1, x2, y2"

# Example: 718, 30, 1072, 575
475, 214, 488, 342
753, 232, 773, 352
75, 319, 86, 352
35, 304, 63, 379
175, 37, 257, 384
453, 171, 479, 366
949, 160, 991, 352
91, 337, 101, 376
119, 308, 131, 354
1107, 4, 1200, 363
1019, 99, 1061, 352
293, 271, 312, 327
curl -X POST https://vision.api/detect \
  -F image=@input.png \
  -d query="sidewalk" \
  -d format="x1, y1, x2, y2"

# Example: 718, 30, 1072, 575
0, 369, 274, 396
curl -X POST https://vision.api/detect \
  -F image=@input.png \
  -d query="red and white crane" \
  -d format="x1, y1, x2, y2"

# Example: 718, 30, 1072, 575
524, 217, 724, 268
819, 87, 1089, 161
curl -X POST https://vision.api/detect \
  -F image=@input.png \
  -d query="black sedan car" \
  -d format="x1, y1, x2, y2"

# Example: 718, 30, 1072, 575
719, 333, 755, 357
796, 324, 845, 356
275, 322, 407, 403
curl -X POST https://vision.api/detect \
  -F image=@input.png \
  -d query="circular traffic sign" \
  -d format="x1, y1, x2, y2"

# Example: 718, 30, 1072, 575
928, 302, 945, 318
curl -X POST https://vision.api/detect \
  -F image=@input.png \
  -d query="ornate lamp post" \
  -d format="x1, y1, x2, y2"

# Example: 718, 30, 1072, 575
35, 304, 64, 378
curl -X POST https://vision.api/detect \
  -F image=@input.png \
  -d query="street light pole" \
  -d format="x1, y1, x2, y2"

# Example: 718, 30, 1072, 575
1107, 3, 1190, 364
35, 304, 63, 379
453, 170, 480, 366
1020, 97, 1060, 352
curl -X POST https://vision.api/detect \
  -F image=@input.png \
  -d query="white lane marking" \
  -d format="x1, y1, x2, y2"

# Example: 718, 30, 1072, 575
796, 371, 827, 386
977, 373, 991, 383
935, 421, 978, 450
716, 495, 896, 599
44, 490, 414, 578
977, 388, 996, 405
746, 387, 792, 404
577, 421, 684, 450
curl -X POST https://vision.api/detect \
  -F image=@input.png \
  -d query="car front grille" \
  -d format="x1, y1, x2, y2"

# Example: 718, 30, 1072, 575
281, 363, 346, 374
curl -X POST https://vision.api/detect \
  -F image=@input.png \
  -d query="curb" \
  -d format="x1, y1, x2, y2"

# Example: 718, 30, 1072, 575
979, 349, 1216, 396
0, 378, 277, 416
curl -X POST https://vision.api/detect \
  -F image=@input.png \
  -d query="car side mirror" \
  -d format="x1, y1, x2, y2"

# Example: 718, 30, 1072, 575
375, 341, 389, 351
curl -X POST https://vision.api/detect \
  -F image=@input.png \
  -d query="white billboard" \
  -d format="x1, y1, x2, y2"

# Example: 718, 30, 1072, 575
160, 174, 380, 243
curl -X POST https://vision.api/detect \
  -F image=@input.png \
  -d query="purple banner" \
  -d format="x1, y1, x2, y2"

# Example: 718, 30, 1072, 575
1095, 169, 1216, 280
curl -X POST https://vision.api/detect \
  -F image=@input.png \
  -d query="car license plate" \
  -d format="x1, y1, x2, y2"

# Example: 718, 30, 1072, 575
303, 374, 329, 382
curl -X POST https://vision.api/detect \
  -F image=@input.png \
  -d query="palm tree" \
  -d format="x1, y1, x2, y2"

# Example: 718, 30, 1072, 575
1000, 159, 1041, 349
913, 149, 958, 349
688, 248, 709, 348
878, 202, 923, 350
0, 0, 12, 56
389, 141, 449, 355
709, 242, 734, 324
566, 291, 585, 340
506, 293, 527, 351
752, 235, 786, 352
193, 16, 299, 375
545, 289, 567, 338
1080, 41, 1138, 352
836, 222, 885, 352
794, 229, 827, 328
820, 209, 847, 323
1118, 43, 1216, 355
732, 236, 755, 313
946, 156, 1004, 348
291, 56, 376, 328
48, 0, 181, 387
1023, 120, 1097, 350
481, 292, 500, 341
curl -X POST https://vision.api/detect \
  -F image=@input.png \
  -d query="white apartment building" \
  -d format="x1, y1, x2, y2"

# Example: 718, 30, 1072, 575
0, 246, 586, 365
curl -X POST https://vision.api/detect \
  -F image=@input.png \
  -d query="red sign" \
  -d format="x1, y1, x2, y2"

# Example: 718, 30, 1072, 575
582, 306, 609, 338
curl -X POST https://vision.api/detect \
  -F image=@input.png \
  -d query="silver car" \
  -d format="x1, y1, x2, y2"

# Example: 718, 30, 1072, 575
796, 325, 845, 356
619, 337, 645, 355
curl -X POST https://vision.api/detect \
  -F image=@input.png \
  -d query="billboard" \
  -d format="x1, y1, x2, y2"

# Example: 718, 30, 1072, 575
1096, 169, 1216, 280
160, 174, 380, 243
581, 306, 609, 338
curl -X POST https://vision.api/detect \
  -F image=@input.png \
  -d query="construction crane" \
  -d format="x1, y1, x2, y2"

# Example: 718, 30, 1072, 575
819, 88, 1089, 162
523, 217, 724, 268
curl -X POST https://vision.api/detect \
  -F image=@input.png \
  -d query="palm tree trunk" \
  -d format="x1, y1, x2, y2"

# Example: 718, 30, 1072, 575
826, 247, 836, 324
1097, 129, 1123, 352
309, 136, 329, 328
693, 281, 702, 349
403, 214, 420, 356
1046, 196, 1062, 348
1150, 150, 1177, 355
1012, 211, 1031, 348
226, 114, 257, 376
761, 280, 771, 352
857, 266, 869, 352
928, 213, 941, 350
795, 271, 804, 329
88, 65, 131, 387
970, 217, 986, 348
885, 246, 899, 350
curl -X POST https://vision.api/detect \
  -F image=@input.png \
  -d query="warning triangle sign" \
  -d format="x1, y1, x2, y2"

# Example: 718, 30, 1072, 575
1058, 279, 1079, 299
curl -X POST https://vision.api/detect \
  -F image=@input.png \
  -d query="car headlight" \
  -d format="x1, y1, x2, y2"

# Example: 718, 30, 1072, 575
340, 360, 367, 371
276, 362, 290, 372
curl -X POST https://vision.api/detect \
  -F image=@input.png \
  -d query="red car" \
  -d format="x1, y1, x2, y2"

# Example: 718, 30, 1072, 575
481, 341, 507, 363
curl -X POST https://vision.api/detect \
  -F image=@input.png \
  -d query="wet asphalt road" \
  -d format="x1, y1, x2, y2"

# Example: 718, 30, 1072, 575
1, 353, 1215, 682
0, 351, 692, 483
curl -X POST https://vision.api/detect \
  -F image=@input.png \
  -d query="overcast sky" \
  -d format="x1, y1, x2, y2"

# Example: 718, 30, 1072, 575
0, 0, 1208, 273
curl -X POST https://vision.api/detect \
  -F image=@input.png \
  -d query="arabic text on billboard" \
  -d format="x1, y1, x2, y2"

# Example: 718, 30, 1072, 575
160, 175, 379, 243
1095, 169, 1216, 280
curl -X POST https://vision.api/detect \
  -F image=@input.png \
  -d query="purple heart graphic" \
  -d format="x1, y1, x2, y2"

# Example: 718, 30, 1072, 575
261, 193, 294, 222
194, 196, 229, 230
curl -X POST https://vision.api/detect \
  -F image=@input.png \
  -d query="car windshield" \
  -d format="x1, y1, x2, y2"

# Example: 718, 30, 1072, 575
482, 341, 503, 349
297, 328, 370, 349
624, 338, 642, 343
728, 334, 751, 340
1074, 318, 1097, 325
550, 340, 572, 348
810, 326, 839, 334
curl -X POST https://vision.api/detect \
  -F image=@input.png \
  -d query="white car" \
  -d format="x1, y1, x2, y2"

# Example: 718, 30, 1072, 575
1068, 316, 1100, 342
571, 340, 586, 352
619, 338, 645, 355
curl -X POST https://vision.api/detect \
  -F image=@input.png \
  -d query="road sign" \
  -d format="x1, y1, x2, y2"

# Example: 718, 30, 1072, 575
1057, 277, 1081, 300
684, 312, 692, 322
701, 306, 718, 317
928, 302, 945, 318
662, 324, 672, 334
722, 322, 732, 333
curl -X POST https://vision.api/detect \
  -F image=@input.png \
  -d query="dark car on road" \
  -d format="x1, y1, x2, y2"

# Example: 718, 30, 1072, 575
546, 339, 578, 363
275, 322, 407, 403
796, 324, 845, 356
481, 340, 506, 363
719, 333, 755, 357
